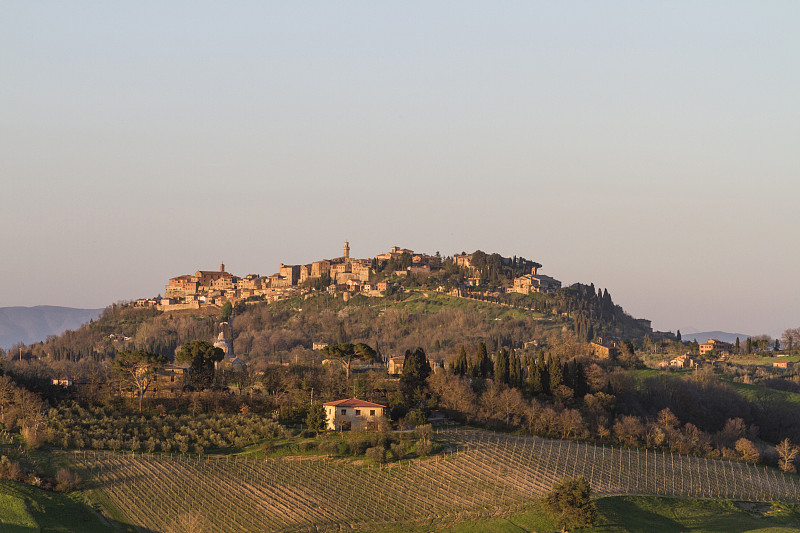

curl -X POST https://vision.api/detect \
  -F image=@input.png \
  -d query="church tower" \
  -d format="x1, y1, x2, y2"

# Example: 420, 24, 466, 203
343, 241, 350, 260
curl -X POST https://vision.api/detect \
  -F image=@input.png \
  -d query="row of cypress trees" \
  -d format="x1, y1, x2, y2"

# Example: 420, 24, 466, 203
452, 343, 589, 398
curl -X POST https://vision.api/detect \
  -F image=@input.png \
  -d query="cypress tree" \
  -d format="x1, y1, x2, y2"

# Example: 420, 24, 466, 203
549, 355, 563, 392
476, 342, 492, 378
509, 349, 522, 389
454, 346, 468, 376
528, 355, 543, 395
563, 360, 573, 389
401, 347, 431, 392
538, 350, 550, 394
573, 362, 589, 398
495, 349, 509, 385
735, 337, 741, 354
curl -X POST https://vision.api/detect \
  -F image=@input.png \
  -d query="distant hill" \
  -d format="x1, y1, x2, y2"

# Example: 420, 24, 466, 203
679, 331, 751, 344
0, 306, 104, 350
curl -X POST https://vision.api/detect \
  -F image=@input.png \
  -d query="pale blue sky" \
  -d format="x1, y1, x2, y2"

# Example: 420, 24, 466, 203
2, 1, 799, 336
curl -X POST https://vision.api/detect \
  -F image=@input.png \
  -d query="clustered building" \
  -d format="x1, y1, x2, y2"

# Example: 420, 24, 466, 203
157, 243, 441, 310
156, 242, 560, 311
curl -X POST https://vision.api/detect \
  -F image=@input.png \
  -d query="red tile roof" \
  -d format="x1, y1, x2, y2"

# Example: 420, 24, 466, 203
322, 398, 386, 408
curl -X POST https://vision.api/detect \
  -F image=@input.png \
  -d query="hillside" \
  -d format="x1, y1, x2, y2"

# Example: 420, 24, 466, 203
0, 306, 103, 350
13, 282, 654, 365
73, 427, 800, 532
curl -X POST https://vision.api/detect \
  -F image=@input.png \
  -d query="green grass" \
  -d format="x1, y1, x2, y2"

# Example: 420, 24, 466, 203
0, 480, 113, 533
0, 490, 37, 532
355, 496, 800, 532
729, 354, 800, 366
593, 496, 800, 533
387, 290, 550, 321
725, 380, 800, 406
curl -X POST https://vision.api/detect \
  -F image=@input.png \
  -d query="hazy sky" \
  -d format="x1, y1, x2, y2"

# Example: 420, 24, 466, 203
2, 2, 799, 337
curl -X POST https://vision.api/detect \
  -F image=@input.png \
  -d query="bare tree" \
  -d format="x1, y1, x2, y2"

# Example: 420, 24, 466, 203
112, 350, 168, 412
777, 438, 799, 473
735, 438, 760, 464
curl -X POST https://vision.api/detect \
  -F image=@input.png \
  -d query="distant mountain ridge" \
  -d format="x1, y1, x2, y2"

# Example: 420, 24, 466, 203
679, 331, 751, 344
0, 306, 104, 350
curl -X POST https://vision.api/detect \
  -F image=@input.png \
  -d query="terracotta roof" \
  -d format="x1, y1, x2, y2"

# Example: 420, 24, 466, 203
322, 398, 386, 408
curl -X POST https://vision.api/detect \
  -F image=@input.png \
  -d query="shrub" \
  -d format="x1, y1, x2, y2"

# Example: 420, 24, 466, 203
299, 441, 317, 452
415, 438, 433, 457
544, 476, 597, 531
319, 441, 338, 457
261, 441, 275, 454
55, 468, 82, 492
390, 442, 407, 460
405, 409, 428, 427
0, 456, 25, 482
347, 438, 370, 456
366, 446, 387, 464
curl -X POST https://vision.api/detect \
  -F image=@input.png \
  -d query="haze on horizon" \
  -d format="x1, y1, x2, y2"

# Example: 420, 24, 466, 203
2, 2, 798, 338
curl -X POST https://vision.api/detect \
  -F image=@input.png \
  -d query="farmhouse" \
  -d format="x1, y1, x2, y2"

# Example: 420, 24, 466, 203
669, 354, 697, 369
590, 338, 618, 360
699, 339, 733, 356
323, 398, 387, 431
387, 356, 405, 375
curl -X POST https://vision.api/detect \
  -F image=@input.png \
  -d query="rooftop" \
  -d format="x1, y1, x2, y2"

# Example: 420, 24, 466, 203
322, 398, 386, 408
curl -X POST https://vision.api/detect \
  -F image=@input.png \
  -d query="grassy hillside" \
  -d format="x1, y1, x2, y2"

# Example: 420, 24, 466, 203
0, 480, 113, 533
410, 497, 800, 533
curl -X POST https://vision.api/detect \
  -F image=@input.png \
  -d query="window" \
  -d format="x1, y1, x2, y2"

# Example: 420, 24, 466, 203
341, 409, 346, 415
370, 410, 375, 416
355, 409, 361, 415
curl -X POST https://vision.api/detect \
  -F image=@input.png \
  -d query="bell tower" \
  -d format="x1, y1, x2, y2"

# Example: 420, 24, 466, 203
343, 241, 350, 260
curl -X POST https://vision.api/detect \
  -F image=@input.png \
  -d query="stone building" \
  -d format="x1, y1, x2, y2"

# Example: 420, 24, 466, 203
323, 398, 387, 431
509, 268, 562, 295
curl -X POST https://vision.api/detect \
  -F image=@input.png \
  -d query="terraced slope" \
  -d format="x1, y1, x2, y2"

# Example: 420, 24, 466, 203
74, 428, 800, 532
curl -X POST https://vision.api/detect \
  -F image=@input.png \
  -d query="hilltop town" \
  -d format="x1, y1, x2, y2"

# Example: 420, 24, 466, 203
146, 242, 563, 311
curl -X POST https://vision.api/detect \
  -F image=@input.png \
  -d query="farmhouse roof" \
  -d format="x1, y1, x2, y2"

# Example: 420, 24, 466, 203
323, 398, 386, 408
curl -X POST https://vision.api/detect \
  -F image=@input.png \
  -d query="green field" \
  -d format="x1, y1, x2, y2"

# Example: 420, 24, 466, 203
351, 497, 800, 532
0, 480, 113, 533
724, 379, 800, 406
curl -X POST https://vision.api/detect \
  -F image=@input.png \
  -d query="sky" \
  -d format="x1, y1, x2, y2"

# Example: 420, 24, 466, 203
2, 1, 799, 337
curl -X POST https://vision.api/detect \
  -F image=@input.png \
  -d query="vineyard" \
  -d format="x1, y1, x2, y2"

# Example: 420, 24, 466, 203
74, 428, 800, 532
